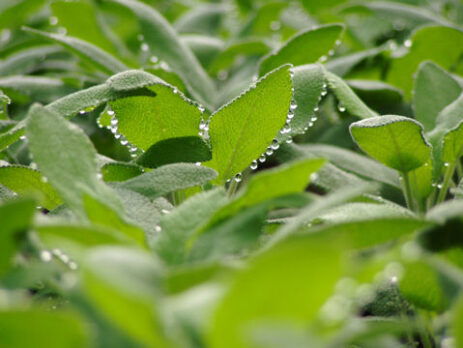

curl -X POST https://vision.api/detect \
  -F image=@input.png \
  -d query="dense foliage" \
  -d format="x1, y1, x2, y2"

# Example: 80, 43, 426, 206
2, 0, 463, 346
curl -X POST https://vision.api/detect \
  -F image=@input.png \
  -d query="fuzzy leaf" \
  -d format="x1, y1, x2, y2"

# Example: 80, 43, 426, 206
350, 115, 431, 172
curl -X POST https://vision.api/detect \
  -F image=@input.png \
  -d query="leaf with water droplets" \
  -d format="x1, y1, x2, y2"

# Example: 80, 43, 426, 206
0, 165, 62, 210
259, 24, 344, 76
108, 0, 215, 107
22, 27, 128, 75
109, 85, 204, 150
0, 90, 10, 119
116, 163, 217, 199
278, 64, 325, 141
350, 115, 431, 172
325, 70, 377, 119
206, 158, 325, 226
51, 1, 120, 57
206, 65, 293, 184
136, 136, 212, 168
413, 61, 461, 132
387, 26, 463, 99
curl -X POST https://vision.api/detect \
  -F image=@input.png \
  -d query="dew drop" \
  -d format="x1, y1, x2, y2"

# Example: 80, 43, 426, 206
97, 173, 103, 179
198, 105, 205, 113
195, 162, 201, 166
285, 138, 293, 144
234, 173, 242, 182
69, 262, 78, 270
308, 122, 314, 127
20, 135, 27, 141
259, 154, 266, 163
41, 176, 48, 183
150, 56, 159, 64
437, 184, 443, 189
311, 116, 318, 122
141, 43, 149, 52
281, 124, 291, 134
290, 101, 298, 111
49, 16, 58, 26
444, 162, 450, 167
320, 90, 328, 97
161, 209, 170, 214
271, 139, 280, 150
338, 103, 346, 112
40, 250, 53, 262
120, 138, 128, 146
155, 225, 162, 232
79, 110, 86, 115
319, 55, 328, 63
404, 39, 412, 48
335, 40, 341, 46
250, 160, 258, 170
328, 49, 335, 56
107, 109, 115, 116
172, 88, 179, 94
314, 106, 319, 112
266, 147, 274, 156
310, 173, 319, 181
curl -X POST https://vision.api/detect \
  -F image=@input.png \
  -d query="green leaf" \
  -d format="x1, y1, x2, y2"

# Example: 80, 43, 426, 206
426, 94, 463, 178
23, 27, 128, 75
442, 121, 463, 166
82, 246, 167, 347
109, 0, 215, 108
206, 65, 292, 184
259, 24, 344, 76
136, 136, 212, 168
109, 87, 204, 150
51, 1, 119, 56
0, 199, 35, 276
0, 46, 63, 77
400, 261, 446, 311
293, 144, 400, 188
350, 115, 431, 172
325, 70, 378, 119
0, 310, 89, 348
208, 235, 341, 348
413, 61, 461, 132
0, 165, 61, 210
387, 25, 463, 99
301, 203, 427, 249
0, 90, 10, 119
208, 158, 325, 225
0, 121, 25, 152
0, 0, 47, 30
83, 194, 146, 245
154, 187, 228, 265
325, 46, 386, 77
116, 163, 217, 199
279, 64, 324, 140
26, 104, 121, 219
101, 162, 143, 182
175, 4, 227, 36
182, 35, 224, 69
453, 296, 463, 347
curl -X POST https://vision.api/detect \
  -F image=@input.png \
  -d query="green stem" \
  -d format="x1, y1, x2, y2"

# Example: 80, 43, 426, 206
401, 172, 415, 212
437, 162, 456, 204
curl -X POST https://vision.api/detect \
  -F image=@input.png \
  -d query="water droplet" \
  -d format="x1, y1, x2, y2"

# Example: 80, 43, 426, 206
290, 101, 298, 111
314, 106, 319, 112
250, 160, 258, 170
161, 209, 170, 214
69, 262, 78, 270
266, 147, 273, 156
107, 109, 115, 116
49, 16, 58, 26
159, 61, 170, 70
195, 162, 201, 166
218, 70, 228, 80
321, 90, 328, 97
310, 173, 319, 181
328, 49, 335, 56
97, 173, 103, 179
198, 105, 205, 113
110, 118, 118, 127
270, 21, 281, 31
172, 88, 178, 94
308, 122, 314, 127
41, 176, 48, 183
285, 138, 293, 144
120, 138, 128, 146
444, 162, 450, 167
129, 146, 138, 153
319, 55, 328, 63
287, 111, 295, 120
281, 124, 291, 134
259, 154, 266, 163
335, 40, 341, 46
234, 173, 242, 182
271, 139, 280, 150
40, 250, 53, 262
155, 225, 162, 232
20, 135, 27, 141
150, 56, 159, 64
404, 39, 412, 48
79, 110, 86, 115
437, 184, 443, 189
311, 116, 318, 122
141, 43, 149, 52
58, 27, 67, 35
338, 103, 346, 112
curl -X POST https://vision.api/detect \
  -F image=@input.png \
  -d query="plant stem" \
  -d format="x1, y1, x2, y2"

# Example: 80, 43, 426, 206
437, 162, 456, 204
401, 172, 415, 212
